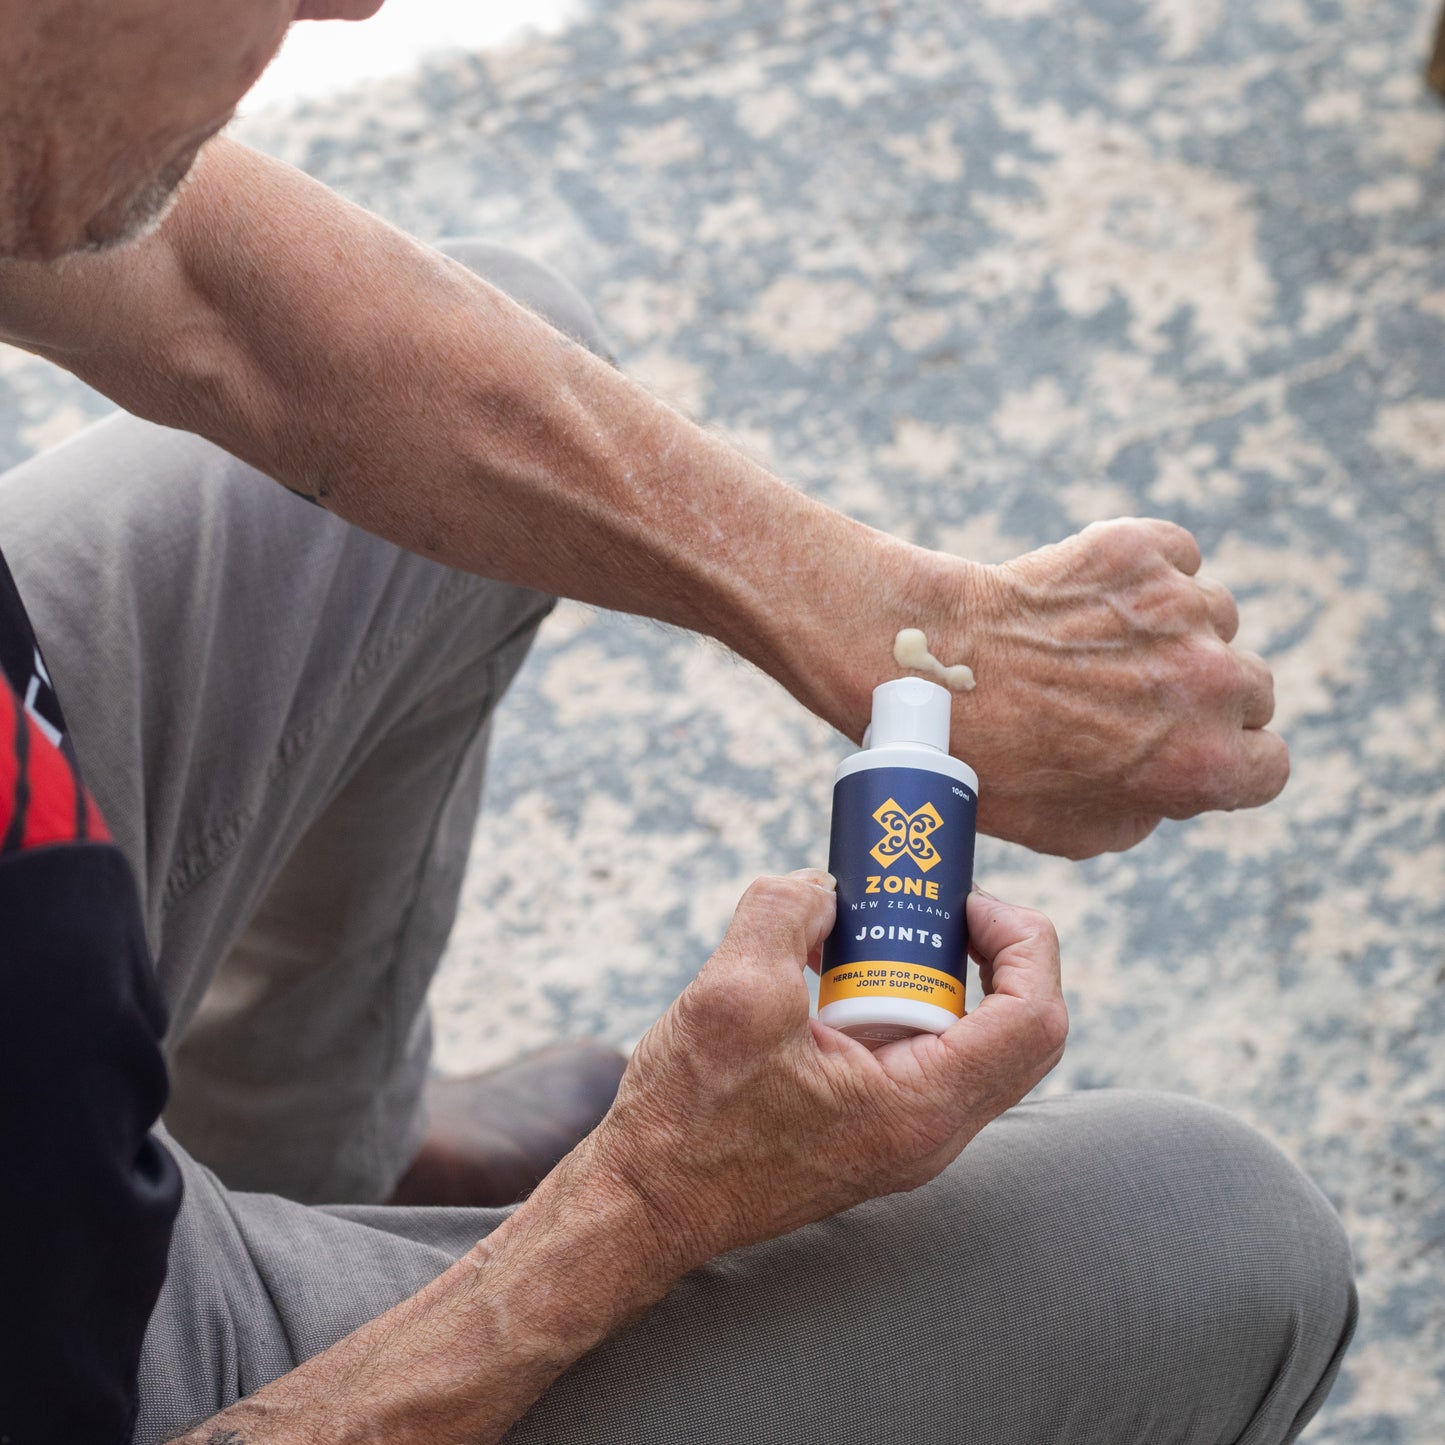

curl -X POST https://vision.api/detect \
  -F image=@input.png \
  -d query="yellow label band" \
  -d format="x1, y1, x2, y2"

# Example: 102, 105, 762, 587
818, 960, 965, 1017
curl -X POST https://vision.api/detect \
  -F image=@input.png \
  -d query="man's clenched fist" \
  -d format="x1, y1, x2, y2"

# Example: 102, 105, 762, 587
926, 517, 1287, 858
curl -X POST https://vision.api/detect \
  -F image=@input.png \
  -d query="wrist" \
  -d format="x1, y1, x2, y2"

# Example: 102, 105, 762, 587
172, 1135, 694, 1445
731, 515, 988, 745
460, 1132, 693, 1354
570, 1112, 736, 1281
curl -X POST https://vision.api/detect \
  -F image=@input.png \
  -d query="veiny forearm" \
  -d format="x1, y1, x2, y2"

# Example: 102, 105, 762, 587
171, 1143, 685, 1445
0, 138, 927, 739
0, 136, 1277, 855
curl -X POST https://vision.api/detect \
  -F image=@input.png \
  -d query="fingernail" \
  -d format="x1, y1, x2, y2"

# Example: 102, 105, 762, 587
972, 884, 997, 899
788, 868, 837, 891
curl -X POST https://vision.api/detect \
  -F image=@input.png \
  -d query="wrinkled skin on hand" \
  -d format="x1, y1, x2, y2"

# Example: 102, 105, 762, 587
934, 517, 1287, 858
589, 873, 1067, 1271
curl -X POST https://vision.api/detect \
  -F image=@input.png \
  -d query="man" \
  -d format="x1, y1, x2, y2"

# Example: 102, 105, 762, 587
0, 3, 1355, 1443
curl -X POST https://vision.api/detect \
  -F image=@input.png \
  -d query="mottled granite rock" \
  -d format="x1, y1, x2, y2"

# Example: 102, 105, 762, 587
2, 0, 1441, 1437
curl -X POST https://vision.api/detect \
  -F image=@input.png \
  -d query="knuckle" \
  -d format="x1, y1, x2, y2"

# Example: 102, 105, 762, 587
1269, 739, 1291, 794
1036, 998, 1070, 1056
1236, 649, 1276, 715
1036, 914, 1061, 955
1241, 735, 1290, 807
674, 964, 755, 1042
694, 984, 751, 1037
1005, 905, 1060, 953
1159, 518, 1203, 566
1255, 682, 1277, 727
730, 876, 812, 952
742, 874, 812, 916
1162, 577, 1206, 629
1182, 638, 1239, 697
1211, 580, 1241, 623
1090, 518, 1145, 569
1154, 737, 1233, 815
1184, 741, 1233, 809
667, 978, 718, 1041
741, 875, 788, 908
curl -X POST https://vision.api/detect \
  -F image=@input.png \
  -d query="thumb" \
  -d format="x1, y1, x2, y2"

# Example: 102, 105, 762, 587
713, 871, 838, 984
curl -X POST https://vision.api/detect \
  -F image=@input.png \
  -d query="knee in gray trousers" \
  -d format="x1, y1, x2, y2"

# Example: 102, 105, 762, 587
135, 1090, 1355, 1445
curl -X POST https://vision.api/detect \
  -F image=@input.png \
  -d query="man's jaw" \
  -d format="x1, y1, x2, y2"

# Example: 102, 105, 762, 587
77, 145, 202, 254
74, 107, 234, 256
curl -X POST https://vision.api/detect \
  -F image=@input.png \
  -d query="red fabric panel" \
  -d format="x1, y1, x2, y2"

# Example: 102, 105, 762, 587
0, 683, 16, 841
1, 679, 110, 849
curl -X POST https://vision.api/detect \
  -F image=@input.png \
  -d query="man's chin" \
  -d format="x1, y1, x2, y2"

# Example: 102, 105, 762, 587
77, 152, 196, 254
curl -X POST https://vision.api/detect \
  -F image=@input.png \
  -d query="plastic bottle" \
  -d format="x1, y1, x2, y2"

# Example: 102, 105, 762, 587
817, 677, 978, 1044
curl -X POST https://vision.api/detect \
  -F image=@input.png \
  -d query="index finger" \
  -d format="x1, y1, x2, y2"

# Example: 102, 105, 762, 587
963, 891, 1062, 1006
944, 895, 1066, 1077
926, 889, 1067, 1116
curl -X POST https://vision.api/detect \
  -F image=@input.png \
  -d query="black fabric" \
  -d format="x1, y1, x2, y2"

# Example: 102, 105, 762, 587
0, 542, 37, 692
0, 845, 182, 1445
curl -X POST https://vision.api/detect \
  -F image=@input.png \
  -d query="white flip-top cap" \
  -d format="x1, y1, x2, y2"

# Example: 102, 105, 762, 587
866, 676, 952, 752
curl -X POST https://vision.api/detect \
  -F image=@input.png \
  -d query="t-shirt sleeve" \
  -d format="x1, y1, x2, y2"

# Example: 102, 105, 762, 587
0, 681, 183, 1445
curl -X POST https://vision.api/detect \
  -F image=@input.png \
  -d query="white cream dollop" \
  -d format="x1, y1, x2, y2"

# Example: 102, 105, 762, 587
893, 627, 975, 692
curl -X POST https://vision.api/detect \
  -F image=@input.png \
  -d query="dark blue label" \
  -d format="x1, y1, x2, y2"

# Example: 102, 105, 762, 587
820, 764, 976, 1012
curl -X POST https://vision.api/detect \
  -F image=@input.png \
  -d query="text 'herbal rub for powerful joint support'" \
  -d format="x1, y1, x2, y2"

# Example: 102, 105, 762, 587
817, 677, 978, 1045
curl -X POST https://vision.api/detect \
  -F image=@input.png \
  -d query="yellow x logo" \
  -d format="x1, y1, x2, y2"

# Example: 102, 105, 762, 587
870, 799, 944, 873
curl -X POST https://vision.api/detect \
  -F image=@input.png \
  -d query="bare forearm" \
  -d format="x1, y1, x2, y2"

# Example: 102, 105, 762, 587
171, 1143, 686, 1445
0, 138, 917, 739
0, 137, 1280, 856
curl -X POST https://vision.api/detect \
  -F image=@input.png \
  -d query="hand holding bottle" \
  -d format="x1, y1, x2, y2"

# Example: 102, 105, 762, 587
585, 873, 1067, 1274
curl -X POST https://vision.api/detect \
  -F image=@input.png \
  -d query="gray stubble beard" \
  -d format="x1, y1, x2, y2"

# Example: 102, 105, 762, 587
77, 147, 199, 254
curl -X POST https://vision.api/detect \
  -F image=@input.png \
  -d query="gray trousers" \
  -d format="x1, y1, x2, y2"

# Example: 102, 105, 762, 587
0, 243, 1356, 1445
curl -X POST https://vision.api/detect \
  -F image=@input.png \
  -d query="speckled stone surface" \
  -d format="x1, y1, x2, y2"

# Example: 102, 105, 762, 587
2, 0, 1441, 1437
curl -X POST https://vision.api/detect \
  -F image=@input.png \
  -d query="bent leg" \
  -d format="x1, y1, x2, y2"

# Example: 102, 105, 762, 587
165, 240, 614, 1203
133, 1091, 1356, 1445
0, 241, 611, 1204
